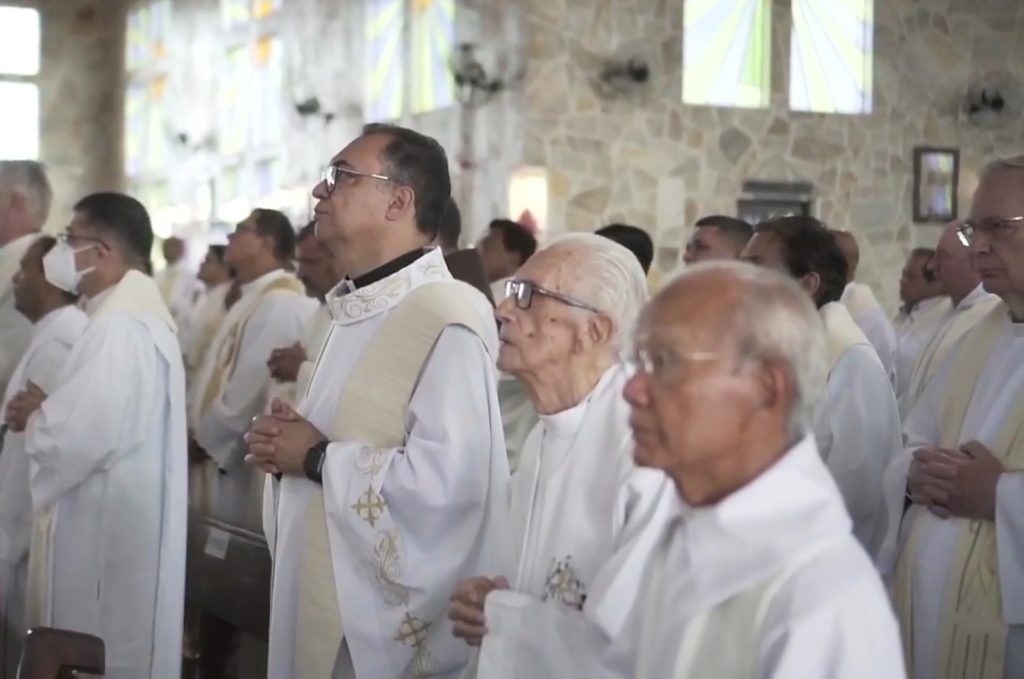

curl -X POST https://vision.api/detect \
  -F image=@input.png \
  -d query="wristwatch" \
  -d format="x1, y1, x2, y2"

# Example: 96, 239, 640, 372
303, 440, 329, 484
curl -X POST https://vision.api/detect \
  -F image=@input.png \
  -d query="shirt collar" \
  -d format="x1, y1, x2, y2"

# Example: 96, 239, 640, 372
325, 247, 451, 324
958, 283, 991, 311
239, 268, 287, 297
666, 435, 851, 615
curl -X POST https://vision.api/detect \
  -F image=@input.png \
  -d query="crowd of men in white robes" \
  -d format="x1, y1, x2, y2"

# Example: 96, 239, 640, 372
0, 131, 1022, 679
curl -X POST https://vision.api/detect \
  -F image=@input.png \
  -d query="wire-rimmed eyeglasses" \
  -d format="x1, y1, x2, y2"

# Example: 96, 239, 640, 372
957, 216, 1024, 247
320, 163, 392, 195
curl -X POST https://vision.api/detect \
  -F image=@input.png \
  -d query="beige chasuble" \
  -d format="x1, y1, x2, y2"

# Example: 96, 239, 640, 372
894, 302, 1024, 679
294, 280, 494, 679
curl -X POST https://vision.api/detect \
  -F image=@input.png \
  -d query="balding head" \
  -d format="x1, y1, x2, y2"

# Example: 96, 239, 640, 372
929, 220, 981, 306
0, 160, 52, 246
831, 230, 859, 283
623, 261, 826, 506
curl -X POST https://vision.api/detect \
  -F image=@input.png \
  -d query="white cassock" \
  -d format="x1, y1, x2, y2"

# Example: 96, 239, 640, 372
881, 305, 1024, 678
475, 366, 677, 678
480, 437, 905, 678
193, 269, 316, 529
842, 281, 899, 386
182, 281, 229, 379
154, 260, 200, 334
814, 302, 902, 559
23, 270, 186, 679
892, 296, 951, 407
899, 284, 1000, 419
266, 302, 333, 409
264, 248, 508, 678
0, 305, 87, 678
496, 376, 537, 473
0, 234, 38, 396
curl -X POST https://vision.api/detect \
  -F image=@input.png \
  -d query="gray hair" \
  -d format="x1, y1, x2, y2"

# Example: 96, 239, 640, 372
673, 260, 827, 440
543, 232, 649, 351
0, 160, 52, 225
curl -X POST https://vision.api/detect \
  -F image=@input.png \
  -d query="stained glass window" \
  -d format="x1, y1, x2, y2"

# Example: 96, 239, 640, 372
251, 36, 283, 147
124, 79, 168, 177
682, 0, 771, 108
789, 0, 873, 114
219, 46, 250, 155
410, 0, 455, 114
253, 158, 282, 201
126, 0, 171, 71
222, 0, 282, 29
0, 82, 38, 159
0, 6, 40, 75
366, 0, 406, 121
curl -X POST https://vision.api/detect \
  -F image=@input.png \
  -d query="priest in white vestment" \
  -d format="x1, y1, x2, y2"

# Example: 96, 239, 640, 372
0, 161, 52, 397
267, 221, 343, 407
743, 217, 901, 559
247, 125, 508, 678
448, 235, 675, 676
833, 229, 899, 385
182, 244, 233, 380
899, 220, 1000, 418
892, 247, 951, 404
474, 262, 905, 678
190, 209, 316, 529
882, 156, 1024, 679
4, 193, 186, 679
0, 237, 87, 678
154, 235, 200, 334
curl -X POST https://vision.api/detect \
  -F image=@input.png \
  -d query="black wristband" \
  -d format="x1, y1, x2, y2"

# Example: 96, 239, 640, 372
303, 440, 328, 484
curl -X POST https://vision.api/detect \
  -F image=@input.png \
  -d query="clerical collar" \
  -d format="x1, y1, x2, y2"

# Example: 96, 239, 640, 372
347, 248, 427, 291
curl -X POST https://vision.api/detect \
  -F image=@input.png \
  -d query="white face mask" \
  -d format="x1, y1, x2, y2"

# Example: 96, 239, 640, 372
42, 240, 96, 294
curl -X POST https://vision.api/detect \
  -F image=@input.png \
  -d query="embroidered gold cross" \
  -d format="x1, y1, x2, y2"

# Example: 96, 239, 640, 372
352, 485, 386, 527
394, 613, 431, 647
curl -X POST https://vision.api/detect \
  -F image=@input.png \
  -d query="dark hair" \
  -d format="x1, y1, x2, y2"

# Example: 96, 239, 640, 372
362, 123, 451, 238
208, 244, 228, 263
489, 218, 537, 265
33, 235, 78, 302
595, 223, 653, 273
695, 215, 754, 250
754, 216, 848, 307
250, 208, 296, 262
437, 197, 462, 249
74, 192, 153, 270
296, 220, 317, 243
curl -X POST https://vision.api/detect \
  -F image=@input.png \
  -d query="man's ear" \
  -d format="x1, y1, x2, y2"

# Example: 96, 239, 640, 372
588, 313, 615, 348
797, 271, 821, 301
385, 185, 416, 222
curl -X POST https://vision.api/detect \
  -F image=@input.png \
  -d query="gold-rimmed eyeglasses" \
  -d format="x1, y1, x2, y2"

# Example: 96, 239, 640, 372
620, 346, 719, 384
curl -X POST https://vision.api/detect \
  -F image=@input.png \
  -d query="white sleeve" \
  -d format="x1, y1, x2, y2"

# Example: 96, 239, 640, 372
996, 472, 1024, 624
816, 348, 901, 556
195, 292, 312, 468
13, 339, 74, 401
760, 586, 906, 679
321, 325, 508, 674
26, 317, 157, 511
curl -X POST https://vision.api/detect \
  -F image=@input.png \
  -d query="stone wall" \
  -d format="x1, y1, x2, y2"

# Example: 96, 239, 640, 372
28, 0, 1024, 306
519, 0, 1024, 307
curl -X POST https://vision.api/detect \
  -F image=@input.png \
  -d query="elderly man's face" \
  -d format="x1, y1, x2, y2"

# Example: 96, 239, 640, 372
968, 169, 1024, 298
495, 248, 596, 376
622, 283, 762, 481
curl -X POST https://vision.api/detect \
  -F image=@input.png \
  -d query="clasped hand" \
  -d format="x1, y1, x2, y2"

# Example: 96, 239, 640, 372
907, 440, 1004, 520
245, 398, 325, 476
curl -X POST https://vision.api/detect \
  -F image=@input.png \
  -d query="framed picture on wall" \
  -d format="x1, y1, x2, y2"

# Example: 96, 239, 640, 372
913, 147, 959, 223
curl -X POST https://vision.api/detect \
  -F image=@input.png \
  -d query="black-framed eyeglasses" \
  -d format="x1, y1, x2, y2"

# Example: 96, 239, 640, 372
504, 279, 601, 313
320, 163, 392, 195
58, 232, 108, 250
957, 215, 1024, 246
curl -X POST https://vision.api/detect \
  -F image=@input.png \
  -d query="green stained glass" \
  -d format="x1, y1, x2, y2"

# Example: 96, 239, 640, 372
790, 0, 873, 114
683, 0, 771, 108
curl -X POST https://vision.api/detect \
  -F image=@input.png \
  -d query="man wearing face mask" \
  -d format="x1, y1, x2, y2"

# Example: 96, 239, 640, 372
3, 193, 186, 679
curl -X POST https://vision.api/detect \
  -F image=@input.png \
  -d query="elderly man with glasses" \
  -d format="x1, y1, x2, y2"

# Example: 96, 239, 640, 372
448, 233, 675, 677
246, 124, 506, 679
883, 155, 1024, 679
